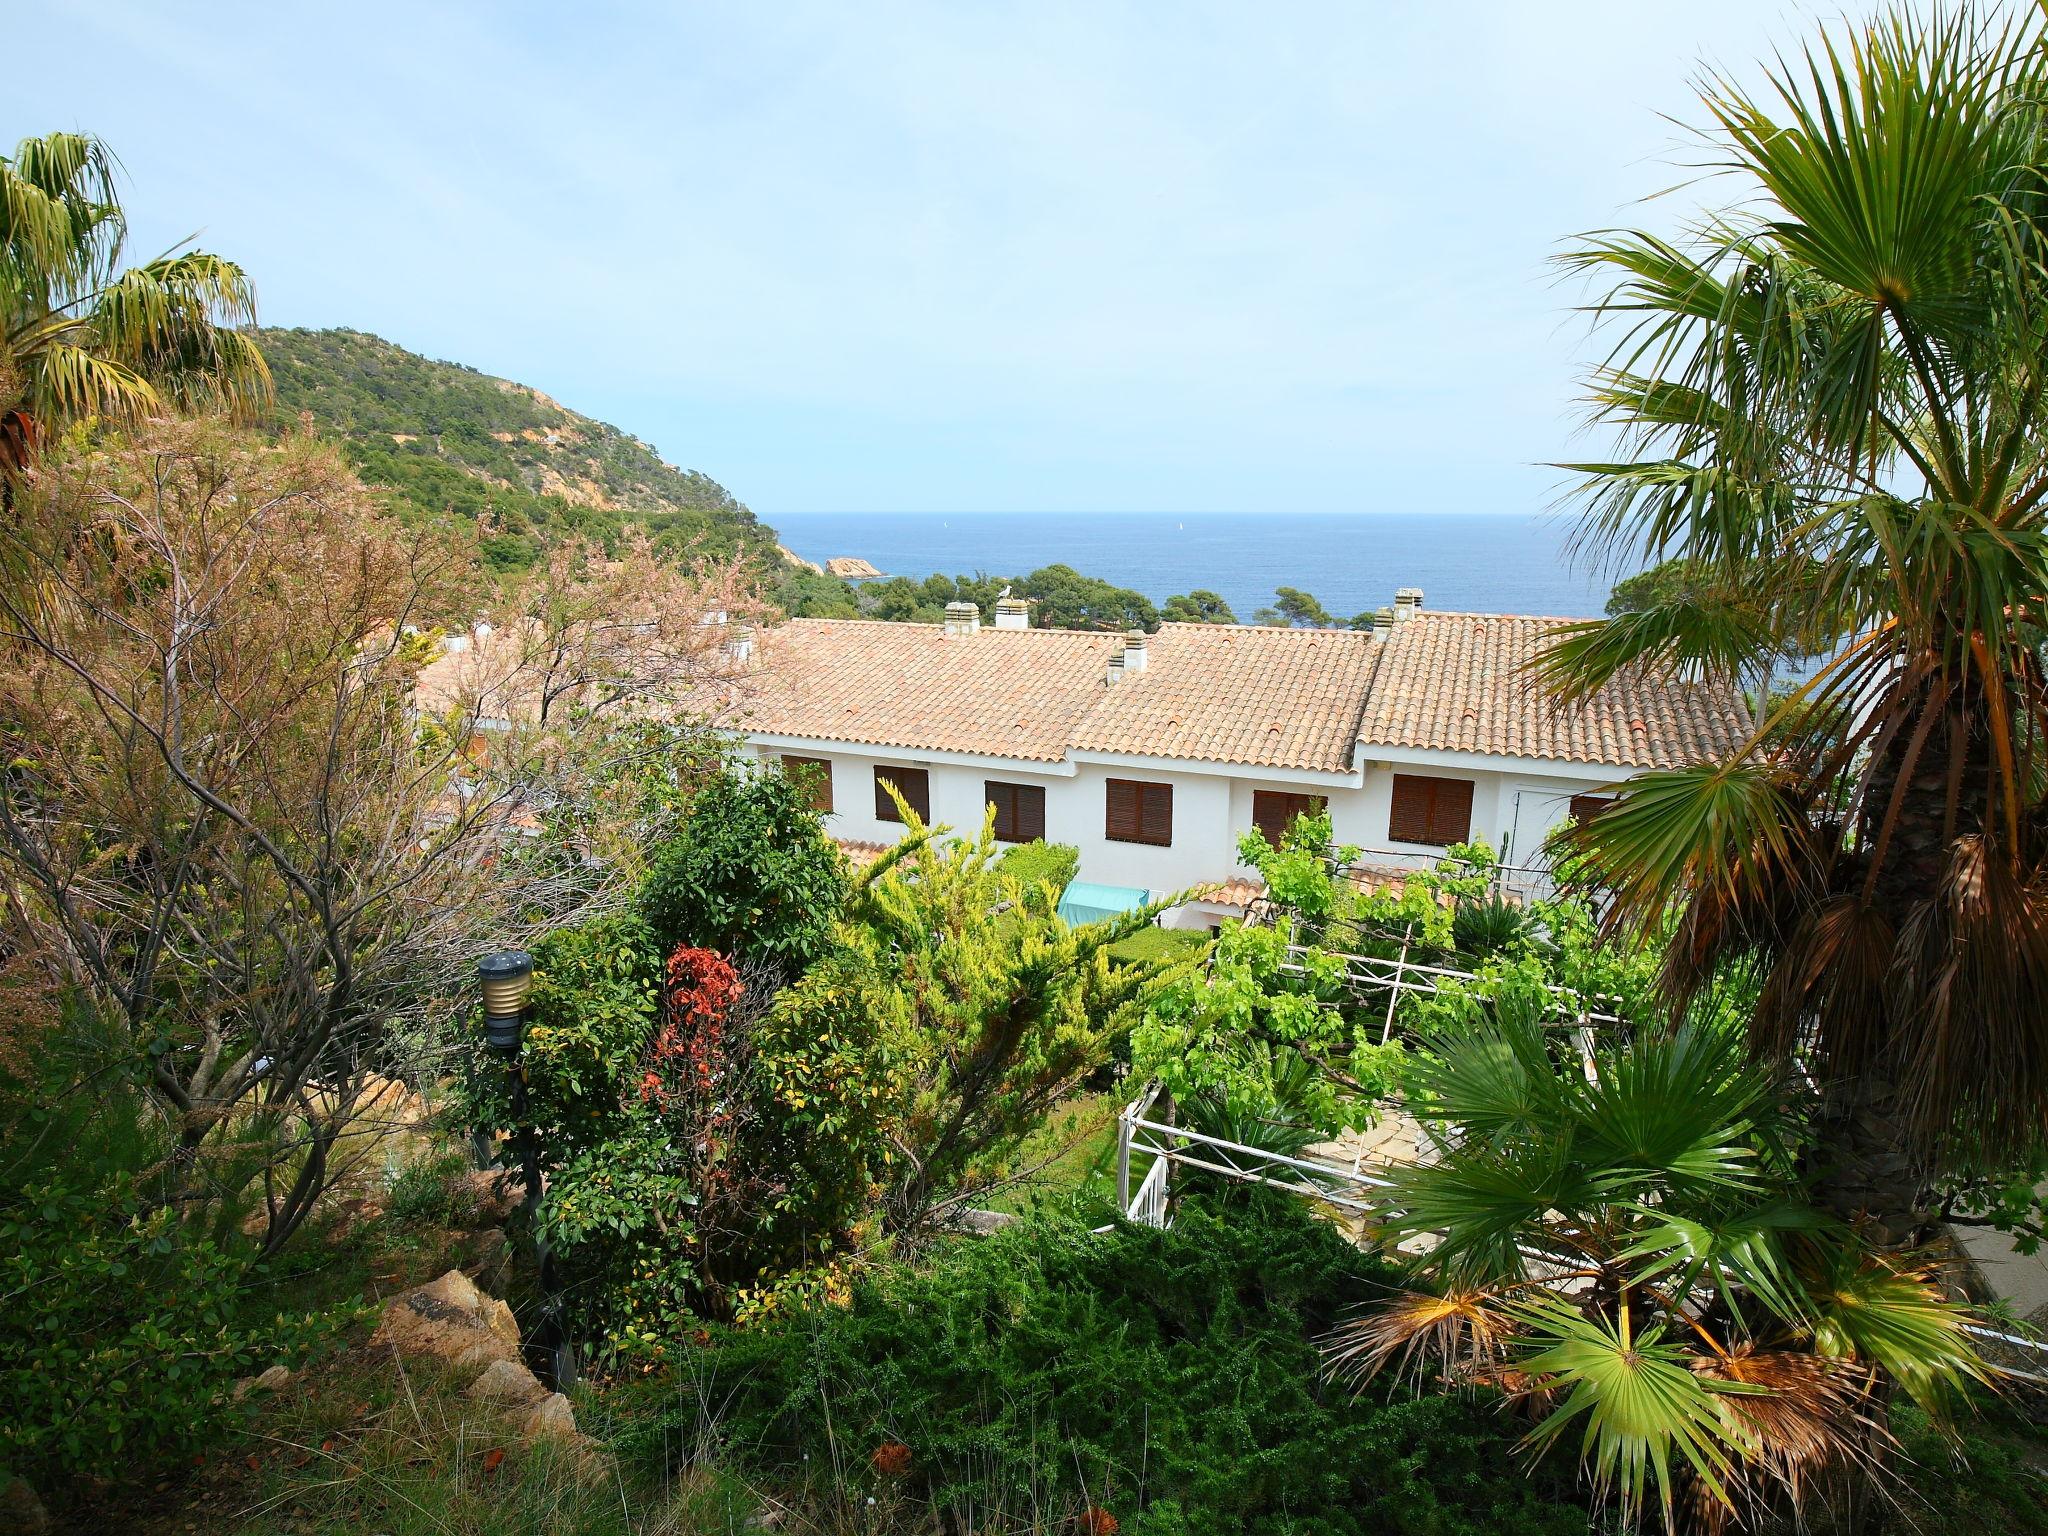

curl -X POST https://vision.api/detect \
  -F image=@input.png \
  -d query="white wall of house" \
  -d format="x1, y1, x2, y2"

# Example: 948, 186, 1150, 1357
748, 735, 1633, 922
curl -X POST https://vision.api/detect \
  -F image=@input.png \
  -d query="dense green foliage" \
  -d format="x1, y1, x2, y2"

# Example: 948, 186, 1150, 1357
992, 837, 1080, 910
0, 1048, 337, 1489
638, 769, 848, 976
456, 911, 663, 1174
635, 1195, 1591, 1536
861, 564, 1163, 631
1160, 587, 1237, 623
259, 327, 766, 571
0, 1178, 332, 1485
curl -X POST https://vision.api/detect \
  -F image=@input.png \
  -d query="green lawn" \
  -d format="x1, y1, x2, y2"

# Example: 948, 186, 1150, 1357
1106, 924, 1211, 964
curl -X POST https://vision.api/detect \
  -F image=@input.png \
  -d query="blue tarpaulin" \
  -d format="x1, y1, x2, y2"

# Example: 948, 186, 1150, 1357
1056, 880, 1152, 926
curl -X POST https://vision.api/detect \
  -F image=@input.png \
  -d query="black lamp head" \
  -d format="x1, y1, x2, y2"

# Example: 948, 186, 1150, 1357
478, 950, 535, 1055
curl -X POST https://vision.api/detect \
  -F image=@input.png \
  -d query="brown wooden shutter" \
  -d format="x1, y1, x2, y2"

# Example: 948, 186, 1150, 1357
875, 766, 930, 823
985, 781, 1047, 843
1140, 782, 1172, 845
1106, 778, 1171, 846
1106, 779, 1140, 842
1389, 774, 1473, 846
780, 755, 833, 813
1569, 793, 1612, 825
1252, 790, 1327, 849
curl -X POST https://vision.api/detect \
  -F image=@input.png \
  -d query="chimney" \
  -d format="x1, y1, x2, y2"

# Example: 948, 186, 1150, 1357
724, 624, 754, 667
1392, 587, 1424, 625
942, 601, 980, 638
993, 596, 1031, 630
1120, 628, 1149, 673
701, 606, 728, 627
1105, 652, 1124, 686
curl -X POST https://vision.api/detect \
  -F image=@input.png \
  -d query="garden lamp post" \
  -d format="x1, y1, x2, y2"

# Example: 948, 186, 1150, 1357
477, 950, 572, 1384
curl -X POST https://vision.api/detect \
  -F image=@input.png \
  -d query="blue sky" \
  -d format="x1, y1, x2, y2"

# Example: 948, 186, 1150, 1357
19, 2, 1856, 515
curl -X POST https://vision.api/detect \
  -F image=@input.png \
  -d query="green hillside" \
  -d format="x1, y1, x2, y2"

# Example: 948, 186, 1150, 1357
258, 327, 771, 574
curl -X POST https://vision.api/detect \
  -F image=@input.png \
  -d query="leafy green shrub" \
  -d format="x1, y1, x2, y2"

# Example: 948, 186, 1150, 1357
0, 1176, 337, 1490
1890, 1404, 2048, 1532
993, 838, 1079, 912
1236, 811, 1356, 929
638, 768, 846, 974
455, 909, 663, 1172
1133, 922, 1367, 1137
625, 1195, 1590, 1536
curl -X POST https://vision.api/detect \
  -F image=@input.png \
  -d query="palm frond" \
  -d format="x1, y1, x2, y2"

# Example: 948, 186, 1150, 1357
1803, 1245, 1990, 1417
1619, 1201, 1833, 1330
1558, 761, 1815, 941
1691, 1345, 1886, 1519
1322, 1287, 1515, 1390
1514, 1295, 1750, 1530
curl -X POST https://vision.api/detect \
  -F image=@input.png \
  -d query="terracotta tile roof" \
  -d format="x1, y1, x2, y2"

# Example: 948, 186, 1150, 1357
736, 619, 1121, 763
1356, 611, 1747, 769
1070, 624, 1382, 773
1193, 877, 1265, 909
834, 837, 891, 867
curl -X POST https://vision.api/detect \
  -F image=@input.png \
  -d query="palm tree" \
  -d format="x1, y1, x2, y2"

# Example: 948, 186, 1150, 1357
1, 131, 269, 496
1538, 4, 2048, 1247
1326, 1002, 1984, 1532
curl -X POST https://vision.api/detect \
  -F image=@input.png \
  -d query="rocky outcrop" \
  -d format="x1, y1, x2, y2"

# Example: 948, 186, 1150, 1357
373, 1269, 605, 1473
370, 1268, 521, 1372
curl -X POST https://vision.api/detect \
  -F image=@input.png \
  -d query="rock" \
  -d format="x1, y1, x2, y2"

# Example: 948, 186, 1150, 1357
950, 1208, 1017, 1235
234, 1364, 294, 1400
0, 1477, 49, 1536
466, 1358, 546, 1406
370, 1268, 522, 1371
522, 1391, 579, 1441
444, 1169, 525, 1229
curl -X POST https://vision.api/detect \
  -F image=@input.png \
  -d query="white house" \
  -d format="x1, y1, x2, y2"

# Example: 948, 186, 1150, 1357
724, 591, 1746, 928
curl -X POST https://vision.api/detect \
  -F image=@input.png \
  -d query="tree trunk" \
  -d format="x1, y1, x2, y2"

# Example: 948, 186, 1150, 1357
1809, 687, 1989, 1249
1808, 1074, 1937, 1247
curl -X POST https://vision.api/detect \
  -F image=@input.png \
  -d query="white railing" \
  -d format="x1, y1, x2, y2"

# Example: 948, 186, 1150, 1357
1277, 941, 1624, 1039
1115, 1085, 1396, 1227
1127, 1154, 1170, 1228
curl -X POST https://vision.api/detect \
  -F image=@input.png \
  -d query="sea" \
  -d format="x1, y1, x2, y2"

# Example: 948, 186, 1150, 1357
770, 511, 1616, 623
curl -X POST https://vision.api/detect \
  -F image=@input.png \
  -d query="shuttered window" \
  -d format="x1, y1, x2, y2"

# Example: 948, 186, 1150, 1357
1105, 778, 1173, 846
1388, 773, 1473, 847
780, 755, 833, 813
985, 781, 1047, 844
1251, 790, 1327, 849
874, 766, 931, 823
1569, 793, 1613, 825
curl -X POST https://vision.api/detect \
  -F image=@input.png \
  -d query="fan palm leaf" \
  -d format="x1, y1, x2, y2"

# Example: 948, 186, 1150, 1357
1514, 1295, 1750, 1530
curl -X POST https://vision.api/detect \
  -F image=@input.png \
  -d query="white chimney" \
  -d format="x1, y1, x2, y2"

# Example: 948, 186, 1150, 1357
1105, 652, 1124, 686
724, 624, 754, 666
701, 606, 728, 628
993, 596, 1031, 630
1120, 629, 1149, 673
1392, 587, 1424, 624
942, 601, 981, 638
